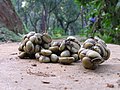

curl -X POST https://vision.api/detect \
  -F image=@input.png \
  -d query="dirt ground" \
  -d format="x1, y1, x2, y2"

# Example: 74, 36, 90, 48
0, 42, 120, 90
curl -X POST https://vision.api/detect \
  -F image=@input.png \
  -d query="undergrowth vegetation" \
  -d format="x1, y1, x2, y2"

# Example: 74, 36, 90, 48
0, 27, 22, 42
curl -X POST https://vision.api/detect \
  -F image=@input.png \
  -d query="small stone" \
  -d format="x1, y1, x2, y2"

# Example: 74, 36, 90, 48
42, 81, 50, 84
74, 80, 79, 82
31, 64, 37, 67
106, 83, 114, 88
51, 74, 56, 77
46, 67, 49, 69
28, 89, 31, 90
64, 69, 66, 71
15, 81, 18, 83
64, 87, 67, 90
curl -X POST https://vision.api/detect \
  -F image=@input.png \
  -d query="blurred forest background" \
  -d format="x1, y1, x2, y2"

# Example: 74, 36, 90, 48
0, 0, 120, 44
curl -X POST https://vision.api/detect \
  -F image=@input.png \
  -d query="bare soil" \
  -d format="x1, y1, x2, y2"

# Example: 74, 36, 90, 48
0, 42, 120, 90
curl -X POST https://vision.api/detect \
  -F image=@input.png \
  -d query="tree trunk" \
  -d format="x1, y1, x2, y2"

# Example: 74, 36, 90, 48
81, 6, 84, 28
41, 10, 46, 33
0, 0, 24, 34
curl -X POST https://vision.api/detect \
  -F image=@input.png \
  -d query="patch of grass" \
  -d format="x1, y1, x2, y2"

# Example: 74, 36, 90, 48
95, 33, 113, 44
100, 34, 113, 44
51, 35, 68, 40
0, 27, 22, 42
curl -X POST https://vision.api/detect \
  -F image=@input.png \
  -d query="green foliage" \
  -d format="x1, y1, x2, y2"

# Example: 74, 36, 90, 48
75, 0, 120, 44
75, 0, 93, 6
23, 23, 29, 34
94, 27, 120, 44
111, 26, 120, 44
51, 35, 68, 39
0, 27, 22, 42
52, 28, 65, 37
10, 0, 120, 44
98, 34, 113, 44
101, 35, 113, 44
